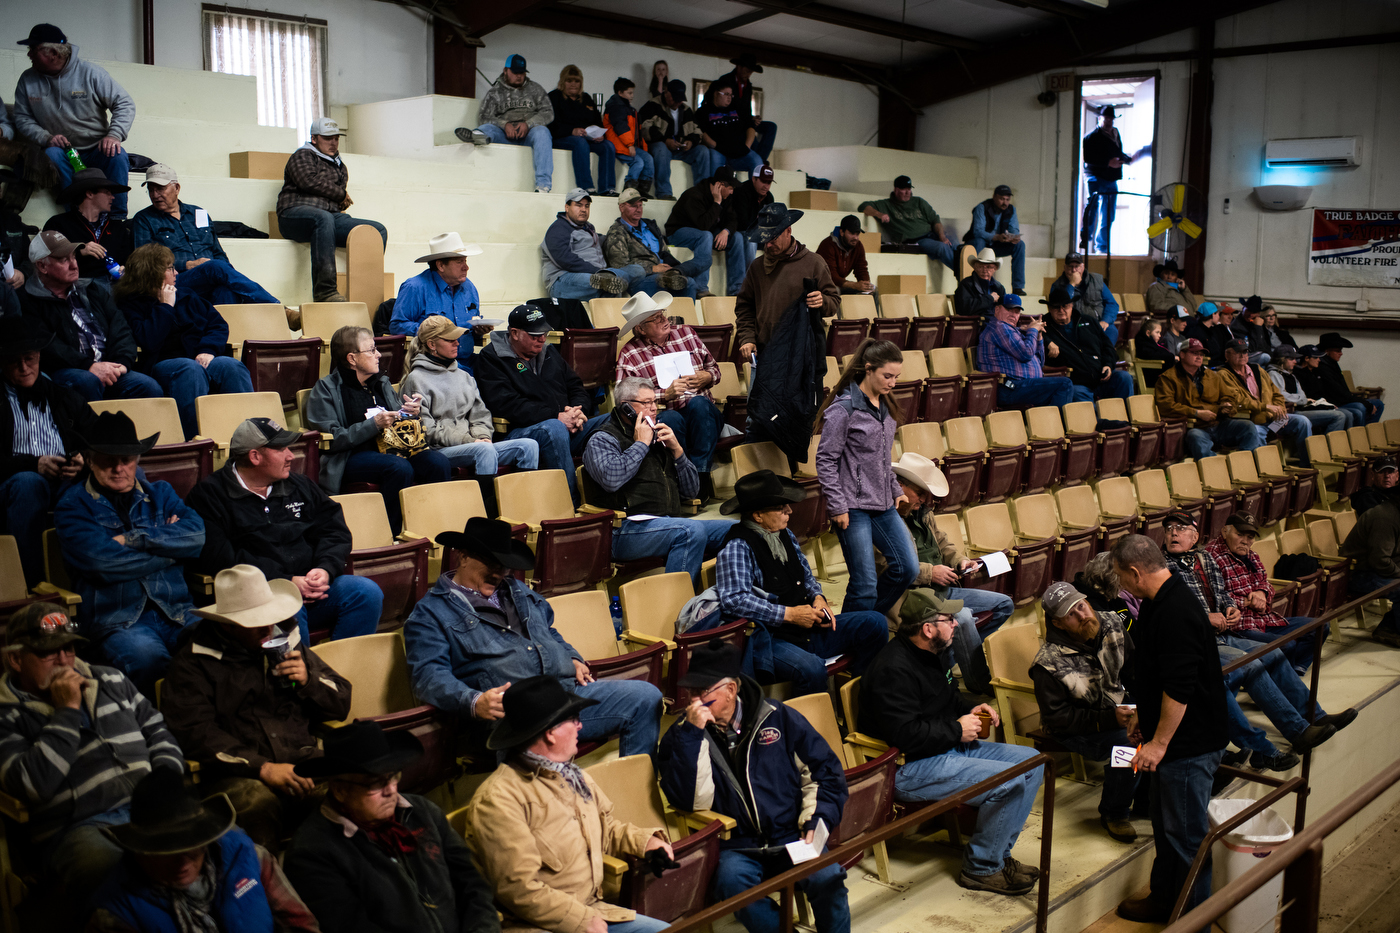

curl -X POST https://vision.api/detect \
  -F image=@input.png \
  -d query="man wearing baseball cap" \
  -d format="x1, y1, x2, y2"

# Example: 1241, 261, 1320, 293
276, 116, 388, 303
975, 293, 1075, 409
1051, 251, 1120, 344
726, 163, 776, 295
603, 188, 697, 298
541, 188, 645, 301
967, 185, 1025, 295
15, 24, 136, 217
1152, 337, 1260, 460
815, 214, 874, 296
1265, 344, 1348, 438
858, 176, 958, 273
458, 54, 556, 193
1351, 457, 1398, 515
639, 78, 719, 199
1219, 338, 1312, 465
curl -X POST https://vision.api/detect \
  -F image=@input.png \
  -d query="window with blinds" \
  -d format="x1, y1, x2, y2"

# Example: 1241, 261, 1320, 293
202, 6, 328, 142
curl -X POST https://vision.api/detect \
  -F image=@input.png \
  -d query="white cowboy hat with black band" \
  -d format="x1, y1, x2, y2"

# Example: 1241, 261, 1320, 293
193, 564, 305, 629
618, 291, 674, 340
892, 451, 950, 498
415, 232, 484, 264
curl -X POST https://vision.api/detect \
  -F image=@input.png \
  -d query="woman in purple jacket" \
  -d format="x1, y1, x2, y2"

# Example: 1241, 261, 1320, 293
815, 338, 918, 613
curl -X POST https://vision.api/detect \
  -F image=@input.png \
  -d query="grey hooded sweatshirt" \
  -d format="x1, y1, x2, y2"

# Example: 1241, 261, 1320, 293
14, 46, 136, 149
399, 349, 494, 448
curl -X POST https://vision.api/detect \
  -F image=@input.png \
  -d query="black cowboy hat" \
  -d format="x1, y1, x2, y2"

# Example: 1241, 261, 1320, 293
720, 469, 806, 515
1099, 105, 1117, 119
1317, 332, 1353, 351
0, 315, 52, 359
78, 410, 160, 455
728, 52, 764, 72
105, 769, 236, 855
435, 516, 535, 571
677, 637, 743, 689
294, 720, 423, 779
1160, 258, 1181, 274
746, 201, 804, 246
1239, 295, 1264, 316
486, 675, 599, 751
59, 167, 130, 203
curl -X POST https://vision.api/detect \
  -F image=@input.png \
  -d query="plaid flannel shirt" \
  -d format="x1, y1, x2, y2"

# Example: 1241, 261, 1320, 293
715, 532, 822, 627
615, 324, 721, 410
1206, 536, 1286, 630
976, 318, 1045, 380
1165, 547, 1238, 617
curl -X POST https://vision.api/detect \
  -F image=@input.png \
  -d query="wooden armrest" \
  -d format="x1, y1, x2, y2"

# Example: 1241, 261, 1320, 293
680, 810, 737, 838
496, 517, 542, 535
31, 582, 81, 607
990, 677, 1035, 694
602, 854, 628, 880
492, 417, 510, 431
845, 732, 890, 754
0, 789, 28, 823
620, 631, 677, 651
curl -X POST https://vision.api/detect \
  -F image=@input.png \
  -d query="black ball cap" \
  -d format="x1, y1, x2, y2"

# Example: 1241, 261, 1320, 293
19, 24, 67, 46
893, 175, 914, 189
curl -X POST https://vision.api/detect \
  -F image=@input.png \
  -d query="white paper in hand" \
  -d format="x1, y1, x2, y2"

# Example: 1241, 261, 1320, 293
980, 551, 1012, 578
584, 125, 606, 141
652, 351, 695, 389
1109, 746, 1137, 769
1, 256, 12, 282
785, 819, 829, 865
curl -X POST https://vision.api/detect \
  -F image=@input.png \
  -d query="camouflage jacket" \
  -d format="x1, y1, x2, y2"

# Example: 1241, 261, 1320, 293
478, 78, 553, 129
603, 217, 677, 275
1029, 610, 1130, 737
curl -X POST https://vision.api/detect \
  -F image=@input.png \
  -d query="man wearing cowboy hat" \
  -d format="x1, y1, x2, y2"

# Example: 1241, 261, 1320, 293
890, 452, 1013, 694
15, 24, 136, 218
716, 52, 778, 161
657, 639, 851, 933
709, 470, 886, 694
284, 722, 500, 933
0, 602, 185, 910
131, 162, 280, 306
604, 188, 697, 298
1, 314, 93, 587
406, 518, 664, 757
614, 292, 724, 484
42, 166, 132, 281
162, 564, 352, 851
89, 769, 319, 932
1145, 258, 1200, 314
391, 232, 492, 365
1153, 337, 1261, 460
733, 201, 840, 361
1080, 104, 1132, 254
276, 116, 389, 303
953, 245, 1009, 317
1051, 251, 1120, 343
1219, 338, 1313, 465
975, 294, 1076, 409
1230, 296, 1274, 366
542, 188, 645, 300
467, 676, 674, 933
53, 410, 204, 694
967, 185, 1025, 296
858, 176, 957, 272
1306, 332, 1383, 428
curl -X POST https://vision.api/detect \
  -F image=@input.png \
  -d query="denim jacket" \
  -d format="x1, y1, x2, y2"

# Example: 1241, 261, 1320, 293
53, 473, 204, 637
403, 573, 583, 716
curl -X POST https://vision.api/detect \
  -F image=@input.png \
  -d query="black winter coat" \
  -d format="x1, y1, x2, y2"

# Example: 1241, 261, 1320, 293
665, 180, 736, 237
953, 273, 1004, 317
747, 291, 827, 465
859, 635, 972, 762
546, 89, 604, 140
475, 334, 591, 429
1045, 311, 1117, 388
21, 276, 140, 372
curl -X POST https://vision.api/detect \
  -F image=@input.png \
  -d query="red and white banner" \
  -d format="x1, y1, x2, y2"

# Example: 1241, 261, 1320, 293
1309, 209, 1400, 287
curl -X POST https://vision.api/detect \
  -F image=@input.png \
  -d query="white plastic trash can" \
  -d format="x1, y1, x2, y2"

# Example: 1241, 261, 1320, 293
1208, 798, 1294, 933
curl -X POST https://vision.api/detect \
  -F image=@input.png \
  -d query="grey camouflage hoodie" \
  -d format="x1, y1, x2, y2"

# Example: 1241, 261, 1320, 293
14, 46, 136, 149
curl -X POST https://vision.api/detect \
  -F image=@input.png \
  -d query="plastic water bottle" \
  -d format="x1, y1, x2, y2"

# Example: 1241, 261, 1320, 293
610, 596, 624, 636
63, 148, 87, 172
102, 254, 122, 280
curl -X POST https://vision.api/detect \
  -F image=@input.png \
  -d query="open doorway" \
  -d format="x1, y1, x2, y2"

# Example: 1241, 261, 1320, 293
1076, 75, 1157, 257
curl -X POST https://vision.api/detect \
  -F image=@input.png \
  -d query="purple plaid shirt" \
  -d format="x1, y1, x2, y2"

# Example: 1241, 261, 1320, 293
976, 318, 1045, 380
1205, 536, 1286, 631
615, 324, 721, 409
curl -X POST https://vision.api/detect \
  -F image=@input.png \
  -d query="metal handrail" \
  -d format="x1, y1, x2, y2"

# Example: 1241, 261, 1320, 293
661, 753, 1058, 933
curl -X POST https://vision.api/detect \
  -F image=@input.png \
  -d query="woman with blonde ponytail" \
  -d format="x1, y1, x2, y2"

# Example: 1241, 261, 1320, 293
815, 338, 918, 612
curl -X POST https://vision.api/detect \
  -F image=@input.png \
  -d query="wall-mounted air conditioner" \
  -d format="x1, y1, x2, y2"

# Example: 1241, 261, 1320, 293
1264, 137, 1360, 168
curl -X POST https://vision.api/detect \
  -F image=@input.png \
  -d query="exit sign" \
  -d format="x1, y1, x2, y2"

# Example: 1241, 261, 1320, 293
1047, 73, 1075, 93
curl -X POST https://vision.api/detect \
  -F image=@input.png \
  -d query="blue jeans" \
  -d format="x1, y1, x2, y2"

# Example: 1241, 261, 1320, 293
1056, 728, 1140, 820
1230, 617, 1326, 674
477, 123, 554, 189
657, 397, 725, 471
996, 376, 1075, 409
715, 847, 849, 933
616, 148, 655, 185
765, 611, 888, 696
635, 272, 697, 300
970, 237, 1026, 292
915, 236, 958, 271
1298, 408, 1349, 435
549, 264, 646, 301
1070, 369, 1134, 403
50, 366, 162, 402
1149, 749, 1223, 917
293, 571, 385, 647
1083, 177, 1118, 253
613, 516, 734, 587
1258, 414, 1312, 467
101, 606, 185, 697
554, 136, 616, 191
151, 356, 254, 439
836, 507, 917, 614
1183, 418, 1260, 459
176, 259, 279, 306
48, 145, 130, 216
653, 144, 720, 198
726, 235, 758, 297
894, 742, 1044, 876
752, 121, 777, 161
1218, 636, 1323, 749
705, 145, 763, 176
667, 227, 716, 291
277, 207, 388, 301
436, 438, 539, 474
45, 808, 129, 908
1, 471, 68, 587
576, 677, 663, 758
343, 450, 452, 535
948, 586, 1015, 694
607, 918, 671, 933
506, 414, 609, 505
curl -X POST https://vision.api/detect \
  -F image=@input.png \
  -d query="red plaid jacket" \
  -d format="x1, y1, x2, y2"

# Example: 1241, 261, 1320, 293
1205, 536, 1286, 631
615, 324, 721, 410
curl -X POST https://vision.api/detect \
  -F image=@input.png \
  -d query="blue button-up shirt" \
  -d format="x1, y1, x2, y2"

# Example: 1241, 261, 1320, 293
391, 268, 482, 359
976, 317, 1046, 380
132, 202, 228, 268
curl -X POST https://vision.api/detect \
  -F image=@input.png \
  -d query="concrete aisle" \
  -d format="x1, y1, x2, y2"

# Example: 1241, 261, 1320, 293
1318, 801, 1400, 933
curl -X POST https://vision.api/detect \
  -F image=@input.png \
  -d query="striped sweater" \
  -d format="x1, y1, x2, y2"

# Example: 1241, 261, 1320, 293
0, 660, 184, 844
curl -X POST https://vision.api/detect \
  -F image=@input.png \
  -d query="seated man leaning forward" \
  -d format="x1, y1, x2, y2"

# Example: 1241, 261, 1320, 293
657, 639, 851, 933
710, 470, 887, 697
405, 518, 663, 758
614, 291, 725, 491
1031, 581, 1141, 844
161, 564, 353, 851
0, 603, 185, 908
466, 676, 675, 933
1152, 338, 1260, 460
541, 188, 644, 301
603, 187, 698, 299
89, 769, 319, 933
858, 175, 956, 272
860, 590, 1044, 896
976, 294, 1075, 409
583, 377, 733, 588
283, 722, 500, 933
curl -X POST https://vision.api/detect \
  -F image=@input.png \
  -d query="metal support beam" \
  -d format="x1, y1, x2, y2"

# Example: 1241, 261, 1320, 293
700, 7, 786, 37
737, 0, 983, 49
985, 0, 1095, 20
1084, 29, 1400, 65
1182, 20, 1214, 292
459, 0, 557, 37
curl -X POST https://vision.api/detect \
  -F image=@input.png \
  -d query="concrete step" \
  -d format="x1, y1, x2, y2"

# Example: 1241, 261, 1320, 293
773, 145, 980, 191
125, 119, 300, 179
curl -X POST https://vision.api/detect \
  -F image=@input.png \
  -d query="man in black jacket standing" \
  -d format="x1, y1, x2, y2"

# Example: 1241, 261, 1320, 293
476, 304, 607, 506
1043, 283, 1133, 402
665, 167, 737, 298
1110, 534, 1228, 923
1081, 105, 1133, 254
725, 164, 774, 296
860, 590, 1043, 896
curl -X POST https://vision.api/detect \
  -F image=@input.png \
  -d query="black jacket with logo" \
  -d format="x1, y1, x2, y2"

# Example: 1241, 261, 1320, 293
475, 331, 590, 430
1045, 310, 1118, 388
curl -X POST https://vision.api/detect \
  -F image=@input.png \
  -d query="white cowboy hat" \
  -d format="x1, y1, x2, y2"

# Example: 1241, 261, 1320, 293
415, 232, 484, 264
193, 564, 305, 629
972, 247, 1002, 267
618, 291, 674, 340
892, 451, 950, 498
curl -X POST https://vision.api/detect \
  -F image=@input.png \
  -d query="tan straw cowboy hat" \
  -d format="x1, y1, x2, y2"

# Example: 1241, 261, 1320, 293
618, 291, 674, 339
892, 451, 950, 498
193, 564, 304, 628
